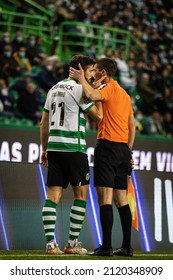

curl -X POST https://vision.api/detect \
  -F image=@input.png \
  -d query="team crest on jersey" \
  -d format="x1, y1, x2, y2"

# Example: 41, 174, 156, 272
98, 83, 107, 89
86, 173, 90, 181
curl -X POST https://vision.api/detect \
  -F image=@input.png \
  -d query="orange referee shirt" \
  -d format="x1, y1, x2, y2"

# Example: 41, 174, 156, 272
97, 80, 134, 143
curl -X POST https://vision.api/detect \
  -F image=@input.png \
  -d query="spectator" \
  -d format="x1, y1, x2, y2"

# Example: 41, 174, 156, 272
25, 34, 41, 65
9, 72, 31, 94
114, 50, 137, 93
86, 45, 97, 59
143, 111, 165, 136
13, 46, 32, 74
33, 56, 64, 92
0, 44, 20, 83
154, 87, 173, 115
136, 72, 157, 115
11, 30, 25, 53
134, 111, 145, 135
99, 48, 114, 59
154, 65, 173, 94
0, 79, 14, 117
163, 111, 173, 137
26, 35, 46, 66
16, 81, 43, 124
1, 0, 173, 137
0, 32, 11, 54
35, 36, 47, 57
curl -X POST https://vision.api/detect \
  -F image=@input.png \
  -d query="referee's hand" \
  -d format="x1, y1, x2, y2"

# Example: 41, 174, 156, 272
92, 75, 106, 89
69, 66, 82, 80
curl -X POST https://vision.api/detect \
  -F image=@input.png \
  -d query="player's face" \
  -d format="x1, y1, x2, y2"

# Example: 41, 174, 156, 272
84, 65, 95, 83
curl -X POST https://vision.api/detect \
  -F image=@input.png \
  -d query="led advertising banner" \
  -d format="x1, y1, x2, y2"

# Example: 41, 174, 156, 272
0, 127, 173, 171
0, 127, 173, 251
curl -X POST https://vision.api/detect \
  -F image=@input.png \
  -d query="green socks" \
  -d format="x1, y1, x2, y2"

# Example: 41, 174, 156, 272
42, 199, 57, 242
68, 199, 86, 241
42, 199, 87, 244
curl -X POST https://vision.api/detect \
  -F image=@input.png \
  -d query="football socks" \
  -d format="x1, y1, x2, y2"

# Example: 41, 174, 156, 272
42, 199, 57, 242
100, 204, 113, 250
118, 204, 132, 249
68, 199, 86, 242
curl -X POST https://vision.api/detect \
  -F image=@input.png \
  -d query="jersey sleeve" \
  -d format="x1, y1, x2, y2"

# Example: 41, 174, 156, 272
43, 90, 51, 113
98, 83, 111, 101
73, 84, 94, 112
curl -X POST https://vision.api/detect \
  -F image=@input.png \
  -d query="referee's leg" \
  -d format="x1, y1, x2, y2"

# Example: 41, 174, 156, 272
97, 186, 113, 251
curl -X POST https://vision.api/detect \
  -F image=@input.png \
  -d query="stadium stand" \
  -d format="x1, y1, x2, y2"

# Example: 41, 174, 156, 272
0, 0, 173, 136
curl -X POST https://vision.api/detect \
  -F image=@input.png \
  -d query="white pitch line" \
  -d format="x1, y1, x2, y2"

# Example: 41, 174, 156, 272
134, 254, 173, 257
0, 254, 173, 258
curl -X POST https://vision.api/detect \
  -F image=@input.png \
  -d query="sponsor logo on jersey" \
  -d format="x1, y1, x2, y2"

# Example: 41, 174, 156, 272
54, 91, 66, 97
52, 84, 74, 91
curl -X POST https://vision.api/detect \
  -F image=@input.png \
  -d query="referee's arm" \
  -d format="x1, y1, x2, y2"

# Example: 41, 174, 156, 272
128, 114, 136, 150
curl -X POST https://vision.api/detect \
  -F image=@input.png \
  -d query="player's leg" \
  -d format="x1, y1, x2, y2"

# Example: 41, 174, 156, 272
42, 151, 66, 255
64, 152, 89, 254
42, 186, 63, 254
64, 184, 89, 254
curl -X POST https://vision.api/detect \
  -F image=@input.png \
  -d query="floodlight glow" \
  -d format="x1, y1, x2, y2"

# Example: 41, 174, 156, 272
88, 185, 102, 245
0, 206, 9, 250
132, 171, 151, 251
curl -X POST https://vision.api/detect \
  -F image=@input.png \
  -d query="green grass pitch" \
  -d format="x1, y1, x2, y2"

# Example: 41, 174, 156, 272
0, 250, 173, 260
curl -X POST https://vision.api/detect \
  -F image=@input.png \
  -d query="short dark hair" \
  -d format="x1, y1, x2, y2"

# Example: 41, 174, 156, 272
96, 58, 117, 77
69, 55, 96, 71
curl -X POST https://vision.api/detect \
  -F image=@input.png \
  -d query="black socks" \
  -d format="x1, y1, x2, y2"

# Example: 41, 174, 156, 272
118, 204, 132, 249
100, 204, 113, 250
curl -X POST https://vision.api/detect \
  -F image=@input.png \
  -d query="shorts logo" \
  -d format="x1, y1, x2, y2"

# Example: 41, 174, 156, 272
86, 173, 90, 181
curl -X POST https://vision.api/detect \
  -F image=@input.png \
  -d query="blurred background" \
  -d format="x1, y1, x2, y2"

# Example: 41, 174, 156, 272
0, 0, 173, 252
0, 0, 173, 136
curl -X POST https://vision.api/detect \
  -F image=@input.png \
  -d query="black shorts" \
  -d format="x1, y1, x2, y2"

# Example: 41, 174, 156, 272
94, 140, 131, 190
46, 151, 90, 188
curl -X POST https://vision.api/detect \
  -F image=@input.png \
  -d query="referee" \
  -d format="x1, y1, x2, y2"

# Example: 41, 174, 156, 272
70, 57, 136, 256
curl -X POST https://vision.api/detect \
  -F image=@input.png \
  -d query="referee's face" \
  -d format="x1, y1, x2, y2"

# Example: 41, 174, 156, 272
85, 64, 95, 83
93, 64, 103, 81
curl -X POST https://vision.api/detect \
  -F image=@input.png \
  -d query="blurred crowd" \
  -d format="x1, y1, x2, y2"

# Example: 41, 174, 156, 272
0, 30, 66, 125
0, 0, 173, 137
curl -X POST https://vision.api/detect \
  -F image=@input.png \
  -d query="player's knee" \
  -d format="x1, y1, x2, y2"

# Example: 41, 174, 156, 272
73, 186, 89, 201
47, 187, 62, 204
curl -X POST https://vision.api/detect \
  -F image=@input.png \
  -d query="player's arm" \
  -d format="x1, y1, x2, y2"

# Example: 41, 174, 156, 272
87, 101, 103, 121
70, 64, 102, 101
128, 114, 136, 150
40, 110, 49, 167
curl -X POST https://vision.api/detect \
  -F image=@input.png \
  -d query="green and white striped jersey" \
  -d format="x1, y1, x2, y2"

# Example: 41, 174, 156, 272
44, 78, 94, 153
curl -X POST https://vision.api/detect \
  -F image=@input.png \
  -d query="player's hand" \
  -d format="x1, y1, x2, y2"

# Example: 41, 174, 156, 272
41, 151, 48, 167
